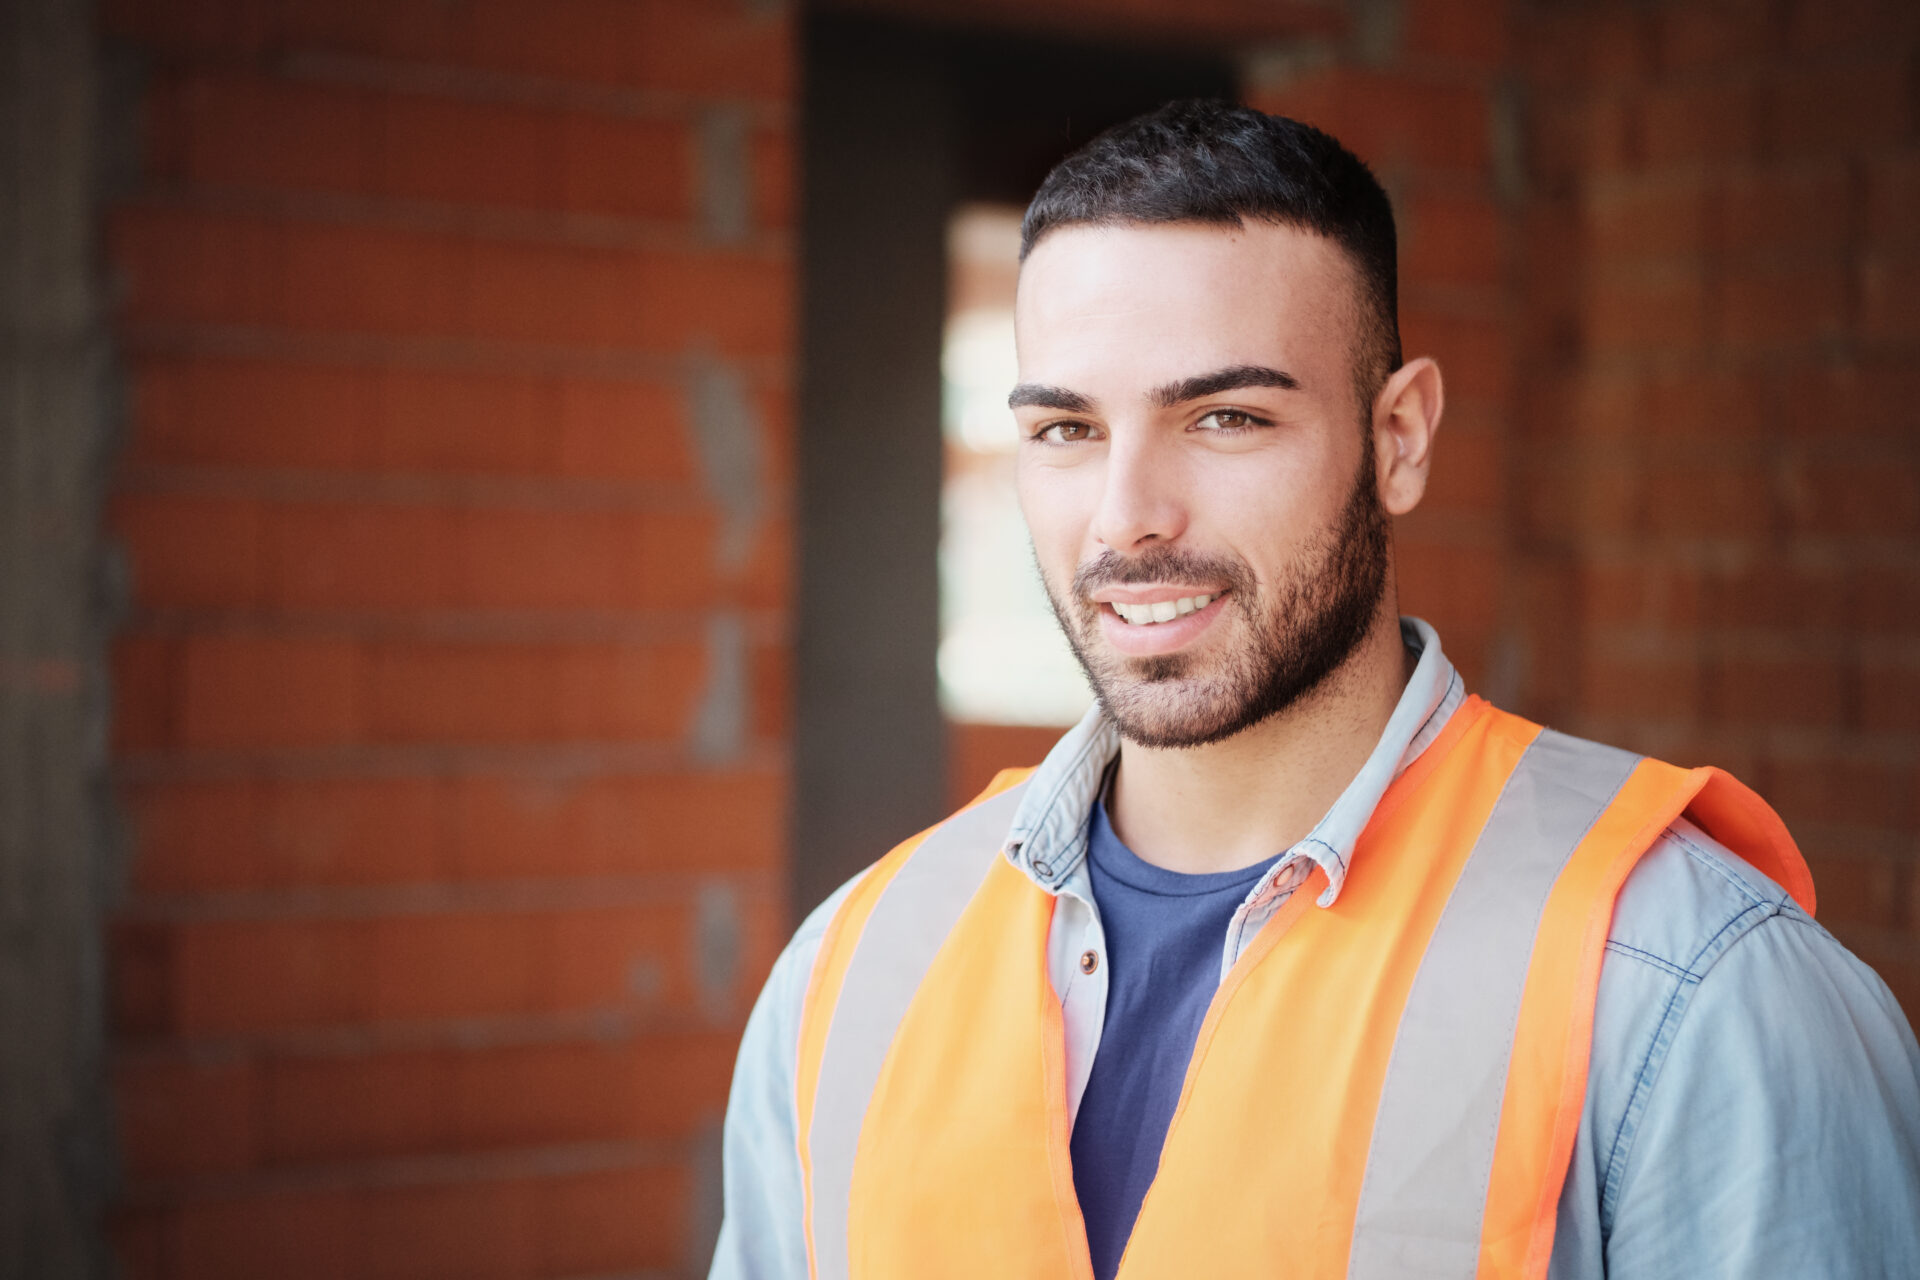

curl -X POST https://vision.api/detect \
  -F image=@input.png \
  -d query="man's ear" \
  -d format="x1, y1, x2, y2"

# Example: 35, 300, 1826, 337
1371, 356, 1443, 517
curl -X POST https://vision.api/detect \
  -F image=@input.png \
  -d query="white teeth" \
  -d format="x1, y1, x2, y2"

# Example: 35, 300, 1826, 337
1110, 594, 1217, 625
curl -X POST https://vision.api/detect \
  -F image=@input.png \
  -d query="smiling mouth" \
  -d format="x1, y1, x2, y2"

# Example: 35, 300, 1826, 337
1106, 593, 1218, 626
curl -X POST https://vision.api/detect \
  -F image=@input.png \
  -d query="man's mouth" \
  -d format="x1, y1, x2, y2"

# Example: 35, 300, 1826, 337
1104, 593, 1217, 626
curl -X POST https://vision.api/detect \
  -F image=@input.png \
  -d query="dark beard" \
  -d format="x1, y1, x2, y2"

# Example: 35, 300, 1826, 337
1043, 445, 1391, 749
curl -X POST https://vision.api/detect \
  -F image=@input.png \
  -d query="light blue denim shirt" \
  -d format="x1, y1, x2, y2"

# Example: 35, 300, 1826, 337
712, 620, 1920, 1278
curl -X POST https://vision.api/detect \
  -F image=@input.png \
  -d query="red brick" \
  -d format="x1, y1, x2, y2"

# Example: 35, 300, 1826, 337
111, 633, 176, 753
1718, 261, 1849, 349
1866, 154, 1920, 250
1854, 564, 1920, 633
115, 493, 267, 609
1800, 849, 1907, 930
116, 208, 793, 356
1584, 175, 1711, 260
125, 775, 445, 893
1400, 190, 1503, 289
544, 903, 693, 1014
109, 920, 176, 1038
1578, 648, 1704, 723
751, 127, 794, 230
177, 918, 373, 1033
176, 631, 364, 748
1420, 420, 1503, 517
1781, 358, 1920, 439
1522, 7, 1652, 88
116, 1054, 257, 1177
1520, 451, 1646, 539
359, 1176, 537, 1279
465, 236, 793, 356
263, 1049, 445, 1163
170, 1187, 357, 1280
366, 639, 707, 744
1586, 262, 1707, 355
552, 376, 700, 482
1638, 79, 1759, 167
1720, 160, 1851, 253
111, 0, 793, 103
1702, 562, 1851, 633
1400, 309, 1510, 402
537, 1165, 688, 1275
1766, 753, 1912, 830
1860, 659, 1920, 732
128, 354, 370, 471
557, 111, 698, 223
1394, 542, 1501, 636
1785, 0, 1920, 53
1250, 68, 1491, 175
265, 502, 461, 611
1400, 0, 1509, 67
457, 508, 718, 611
446, 770, 784, 880
1643, 454, 1774, 537
1861, 253, 1920, 343
950, 722, 1066, 809
1771, 54, 1913, 154
1780, 453, 1920, 537
379, 96, 562, 213
370, 911, 542, 1022
122, 778, 265, 893
1656, 3, 1780, 72
1640, 367, 1771, 439
1581, 561, 1705, 630
1526, 96, 1639, 186
150, 71, 375, 195
1709, 652, 1848, 727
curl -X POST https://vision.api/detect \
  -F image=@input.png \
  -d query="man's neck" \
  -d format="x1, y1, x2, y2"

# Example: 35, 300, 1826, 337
1104, 613, 1415, 876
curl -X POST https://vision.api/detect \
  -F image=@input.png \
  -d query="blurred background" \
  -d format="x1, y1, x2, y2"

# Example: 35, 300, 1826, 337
3, 0, 1916, 1274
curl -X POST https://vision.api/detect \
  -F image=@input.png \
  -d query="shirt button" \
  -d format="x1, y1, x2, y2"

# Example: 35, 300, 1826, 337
1079, 950, 1100, 975
1031, 858, 1053, 878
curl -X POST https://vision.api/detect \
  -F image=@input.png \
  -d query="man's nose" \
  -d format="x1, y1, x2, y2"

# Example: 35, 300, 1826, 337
1090, 432, 1188, 553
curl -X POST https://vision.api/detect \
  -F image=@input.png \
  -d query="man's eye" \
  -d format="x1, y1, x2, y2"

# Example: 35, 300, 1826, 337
1195, 408, 1268, 433
1034, 421, 1100, 444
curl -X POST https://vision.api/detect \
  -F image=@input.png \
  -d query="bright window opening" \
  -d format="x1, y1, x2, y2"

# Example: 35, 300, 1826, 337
938, 204, 1094, 728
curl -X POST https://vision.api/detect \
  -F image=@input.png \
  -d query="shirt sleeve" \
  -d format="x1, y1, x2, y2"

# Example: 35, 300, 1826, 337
1601, 908, 1920, 1280
708, 878, 862, 1280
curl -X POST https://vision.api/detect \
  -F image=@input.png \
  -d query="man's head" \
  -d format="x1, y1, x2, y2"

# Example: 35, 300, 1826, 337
1010, 101, 1442, 749
1021, 99, 1402, 419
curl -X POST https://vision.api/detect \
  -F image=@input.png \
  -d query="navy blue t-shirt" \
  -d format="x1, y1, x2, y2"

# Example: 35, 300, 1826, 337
1069, 796, 1278, 1280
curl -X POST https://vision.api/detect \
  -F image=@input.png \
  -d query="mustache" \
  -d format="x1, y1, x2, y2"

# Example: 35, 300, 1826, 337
1070, 546, 1256, 599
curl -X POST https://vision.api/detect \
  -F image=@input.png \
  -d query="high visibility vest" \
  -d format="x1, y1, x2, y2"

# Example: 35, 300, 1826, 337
794, 697, 1815, 1280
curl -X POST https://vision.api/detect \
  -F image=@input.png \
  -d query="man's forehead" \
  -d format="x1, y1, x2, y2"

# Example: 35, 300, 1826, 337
1012, 221, 1352, 390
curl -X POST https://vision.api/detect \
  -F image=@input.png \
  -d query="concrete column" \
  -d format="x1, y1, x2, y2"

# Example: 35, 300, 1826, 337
1, 0, 114, 1274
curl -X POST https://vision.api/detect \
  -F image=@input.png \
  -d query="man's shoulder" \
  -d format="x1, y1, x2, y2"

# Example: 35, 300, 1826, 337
1605, 815, 1805, 979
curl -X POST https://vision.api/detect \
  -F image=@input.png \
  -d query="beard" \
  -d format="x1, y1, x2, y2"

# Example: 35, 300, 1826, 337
1041, 446, 1391, 749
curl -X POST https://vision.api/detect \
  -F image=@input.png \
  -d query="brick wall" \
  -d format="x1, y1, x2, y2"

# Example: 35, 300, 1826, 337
91, 0, 1919, 1273
1517, 0, 1920, 1016
100, 2, 792, 1275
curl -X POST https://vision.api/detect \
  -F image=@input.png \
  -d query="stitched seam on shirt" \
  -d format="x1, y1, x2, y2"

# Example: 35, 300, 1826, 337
1602, 940, 1690, 981
1597, 905, 1788, 1235
1666, 826, 1770, 911
1599, 966, 1697, 1236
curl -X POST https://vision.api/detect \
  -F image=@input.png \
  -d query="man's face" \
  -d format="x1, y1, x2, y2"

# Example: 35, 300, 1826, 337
1011, 221, 1391, 749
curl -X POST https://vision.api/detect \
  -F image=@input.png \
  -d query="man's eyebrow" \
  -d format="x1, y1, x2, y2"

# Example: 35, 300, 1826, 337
1007, 384, 1097, 413
1149, 364, 1300, 408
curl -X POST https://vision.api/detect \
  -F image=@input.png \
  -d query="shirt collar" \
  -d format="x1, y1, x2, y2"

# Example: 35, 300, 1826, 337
1003, 617, 1464, 906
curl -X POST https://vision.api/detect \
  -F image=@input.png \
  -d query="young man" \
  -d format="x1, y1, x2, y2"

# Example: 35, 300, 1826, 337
712, 101, 1920, 1280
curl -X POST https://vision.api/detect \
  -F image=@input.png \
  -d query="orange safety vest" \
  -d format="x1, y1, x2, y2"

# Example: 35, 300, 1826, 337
794, 697, 1815, 1280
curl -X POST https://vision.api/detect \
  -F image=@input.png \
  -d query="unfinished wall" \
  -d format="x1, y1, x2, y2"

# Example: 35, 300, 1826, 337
99, 1, 792, 1275
1517, 0, 1920, 1014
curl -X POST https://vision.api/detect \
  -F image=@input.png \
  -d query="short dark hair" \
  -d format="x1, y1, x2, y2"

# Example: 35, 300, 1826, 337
1021, 99, 1402, 418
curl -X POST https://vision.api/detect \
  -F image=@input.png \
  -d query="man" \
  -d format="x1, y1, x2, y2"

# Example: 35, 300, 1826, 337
712, 101, 1920, 1279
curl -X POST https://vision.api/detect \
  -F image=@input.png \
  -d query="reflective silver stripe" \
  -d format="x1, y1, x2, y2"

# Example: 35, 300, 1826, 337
807, 783, 1027, 1280
1348, 731, 1639, 1279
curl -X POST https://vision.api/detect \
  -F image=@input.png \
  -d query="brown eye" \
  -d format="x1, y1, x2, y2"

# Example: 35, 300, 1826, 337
1037, 421, 1098, 444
